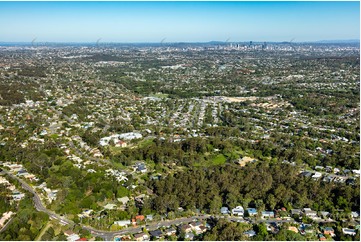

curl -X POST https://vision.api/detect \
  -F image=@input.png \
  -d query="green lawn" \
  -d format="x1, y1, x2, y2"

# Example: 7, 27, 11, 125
109, 146, 123, 154
193, 154, 227, 167
211, 154, 227, 165
138, 138, 154, 148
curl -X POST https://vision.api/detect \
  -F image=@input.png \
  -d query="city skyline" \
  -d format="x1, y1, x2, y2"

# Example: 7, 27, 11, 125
0, 1, 360, 43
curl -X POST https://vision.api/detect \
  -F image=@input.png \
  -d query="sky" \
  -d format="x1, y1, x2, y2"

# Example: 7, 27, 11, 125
0, 1, 359, 43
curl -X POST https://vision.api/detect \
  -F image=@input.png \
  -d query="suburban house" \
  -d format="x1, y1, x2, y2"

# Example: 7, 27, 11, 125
319, 211, 330, 218
290, 209, 302, 216
67, 234, 80, 241
190, 221, 202, 229
23, 173, 39, 182
184, 232, 194, 240
189, 221, 204, 234
237, 156, 256, 167
232, 206, 244, 216
243, 230, 256, 237
181, 224, 192, 233
299, 224, 314, 234
116, 235, 131, 241
220, 207, 229, 214
103, 203, 117, 210
136, 163, 147, 173
314, 166, 324, 170
303, 208, 317, 218
319, 233, 327, 241
199, 225, 207, 233
352, 169, 360, 177
266, 223, 278, 232
246, 208, 257, 216
75, 238, 87, 241
288, 226, 299, 233
64, 230, 74, 237
117, 196, 130, 205
115, 140, 127, 148
342, 228, 356, 236
0, 177, 10, 186
17, 169, 29, 177
165, 228, 176, 236
351, 211, 360, 219
149, 230, 163, 239
312, 172, 322, 180
261, 211, 275, 218
64, 230, 80, 241
133, 233, 149, 241
78, 209, 93, 218
0, 211, 14, 229
322, 227, 335, 237
135, 215, 145, 221
12, 190, 25, 201
114, 220, 131, 227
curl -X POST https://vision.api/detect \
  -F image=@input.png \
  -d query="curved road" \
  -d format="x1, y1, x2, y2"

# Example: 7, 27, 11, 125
1, 169, 210, 240
1, 170, 74, 226
1, 169, 295, 241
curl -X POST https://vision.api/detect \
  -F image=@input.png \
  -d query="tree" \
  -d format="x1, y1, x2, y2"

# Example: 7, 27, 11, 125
34, 153, 51, 173
116, 186, 130, 198
41, 226, 55, 241
275, 229, 304, 241
266, 194, 277, 210
254, 223, 268, 239
209, 196, 222, 214
226, 193, 238, 209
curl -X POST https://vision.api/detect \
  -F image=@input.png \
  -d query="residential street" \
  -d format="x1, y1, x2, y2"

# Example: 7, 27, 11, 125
0, 169, 303, 241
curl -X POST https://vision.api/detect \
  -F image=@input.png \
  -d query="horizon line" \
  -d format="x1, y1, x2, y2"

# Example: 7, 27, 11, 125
0, 39, 360, 44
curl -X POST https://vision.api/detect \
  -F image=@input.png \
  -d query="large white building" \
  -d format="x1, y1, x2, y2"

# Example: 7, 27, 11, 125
99, 132, 142, 146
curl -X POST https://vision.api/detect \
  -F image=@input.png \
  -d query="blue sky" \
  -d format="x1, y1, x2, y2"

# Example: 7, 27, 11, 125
0, 1, 359, 42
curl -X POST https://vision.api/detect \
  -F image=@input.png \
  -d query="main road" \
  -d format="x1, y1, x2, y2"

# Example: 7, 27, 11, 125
1, 169, 295, 241
1, 169, 212, 240
1, 170, 74, 227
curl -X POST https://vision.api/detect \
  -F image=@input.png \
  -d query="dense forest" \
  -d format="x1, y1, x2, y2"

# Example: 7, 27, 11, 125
147, 162, 359, 215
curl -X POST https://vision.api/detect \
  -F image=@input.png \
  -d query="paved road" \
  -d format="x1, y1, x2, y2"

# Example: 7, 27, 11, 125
1, 169, 296, 241
95, 215, 296, 240
88, 215, 212, 241
1, 169, 209, 240
2, 170, 74, 226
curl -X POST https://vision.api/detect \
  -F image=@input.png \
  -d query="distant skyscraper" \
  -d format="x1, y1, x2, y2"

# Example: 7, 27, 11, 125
262, 42, 267, 50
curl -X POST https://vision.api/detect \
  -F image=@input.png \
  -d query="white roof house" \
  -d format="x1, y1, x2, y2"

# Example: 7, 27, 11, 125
114, 220, 131, 227
342, 228, 356, 236
67, 234, 80, 241
232, 206, 244, 216
104, 203, 117, 210
117, 196, 130, 205
312, 172, 322, 179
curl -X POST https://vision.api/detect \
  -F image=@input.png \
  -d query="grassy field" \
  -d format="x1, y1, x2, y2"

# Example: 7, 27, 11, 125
193, 154, 227, 167
211, 154, 227, 165
137, 138, 154, 148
